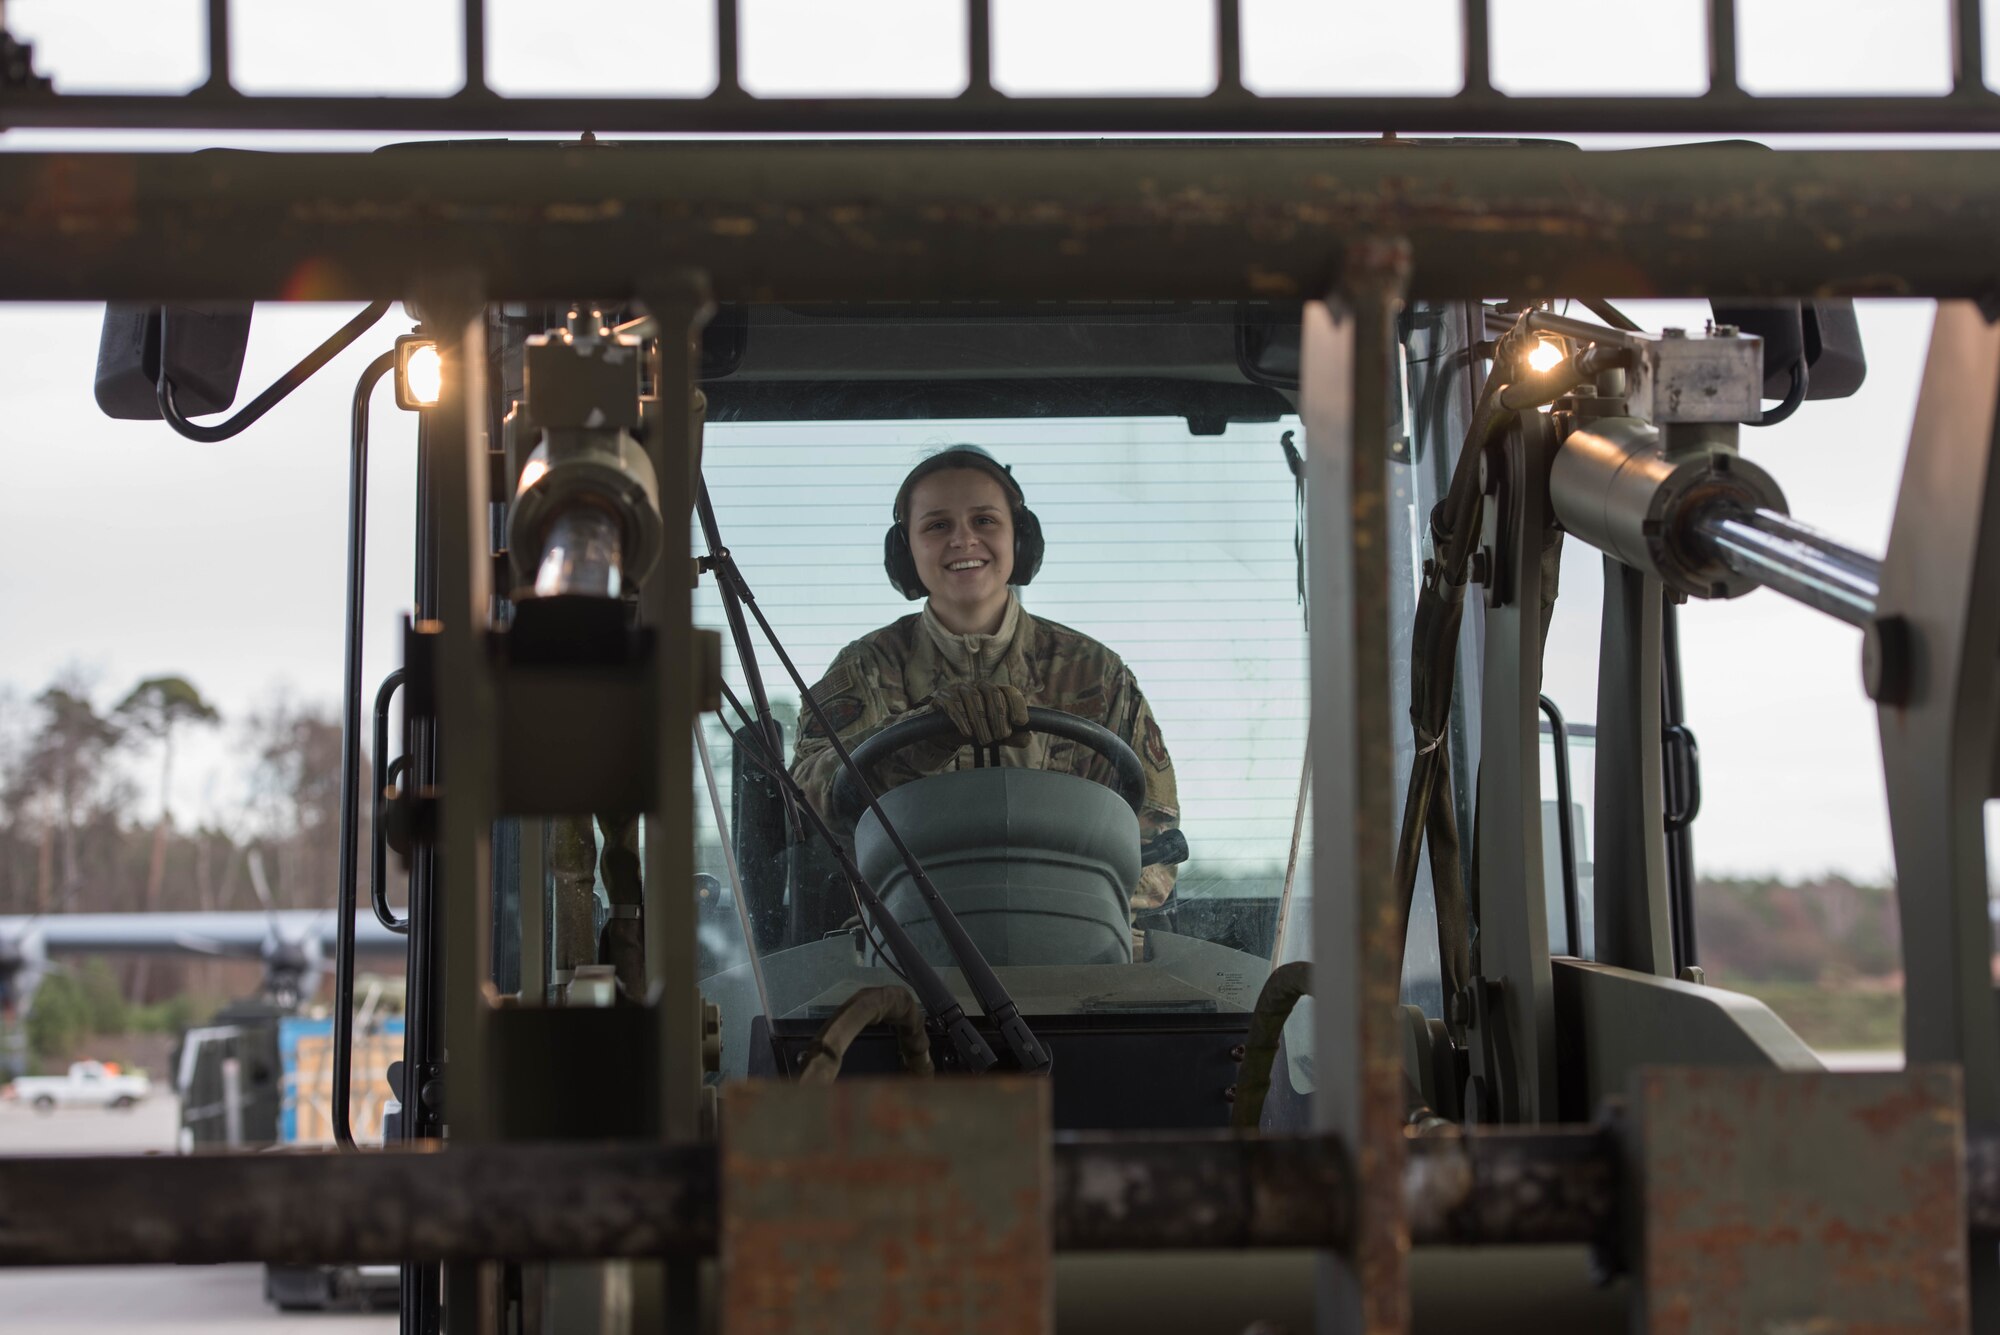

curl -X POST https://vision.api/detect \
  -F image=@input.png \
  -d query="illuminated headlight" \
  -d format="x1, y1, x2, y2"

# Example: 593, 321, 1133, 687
1527, 337, 1567, 374
394, 335, 443, 410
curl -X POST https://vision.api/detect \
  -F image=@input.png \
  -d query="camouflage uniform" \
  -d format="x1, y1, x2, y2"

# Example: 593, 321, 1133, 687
790, 594, 1180, 912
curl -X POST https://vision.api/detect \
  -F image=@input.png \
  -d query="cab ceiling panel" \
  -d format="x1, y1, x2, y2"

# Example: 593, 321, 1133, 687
700, 304, 1295, 430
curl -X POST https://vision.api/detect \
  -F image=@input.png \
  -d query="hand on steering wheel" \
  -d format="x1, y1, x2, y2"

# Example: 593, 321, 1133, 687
830, 705, 1149, 827
929, 682, 1030, 749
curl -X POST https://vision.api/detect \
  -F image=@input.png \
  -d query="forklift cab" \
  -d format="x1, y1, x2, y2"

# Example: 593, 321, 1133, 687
686, 299, 1488, 1129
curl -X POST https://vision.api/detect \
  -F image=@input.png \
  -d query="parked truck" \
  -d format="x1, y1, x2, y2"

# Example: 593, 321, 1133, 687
2, 1060, 151, 1113
176, 1003, 403, 1310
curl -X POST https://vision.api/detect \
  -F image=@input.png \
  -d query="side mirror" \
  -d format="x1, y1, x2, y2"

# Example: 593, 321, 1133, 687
1709, 298, 1867, 402
94, 303, 254, 421
700, 304, 748, 381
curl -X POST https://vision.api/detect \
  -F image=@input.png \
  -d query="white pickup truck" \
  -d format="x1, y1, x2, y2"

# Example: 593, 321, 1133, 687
3, 1061, 151, 1112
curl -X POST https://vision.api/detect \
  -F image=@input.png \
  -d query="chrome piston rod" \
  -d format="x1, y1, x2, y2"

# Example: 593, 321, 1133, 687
1687, 505, 1882, 627
532, 505, 624, 599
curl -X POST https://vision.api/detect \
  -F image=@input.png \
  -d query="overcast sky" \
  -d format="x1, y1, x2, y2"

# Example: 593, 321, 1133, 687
1, 1, 1994, 884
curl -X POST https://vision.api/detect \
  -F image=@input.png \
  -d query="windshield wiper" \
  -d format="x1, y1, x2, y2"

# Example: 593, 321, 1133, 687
719, 692, 1000, 1072
697, 482, 1050, 1075
694, 482, 794, 833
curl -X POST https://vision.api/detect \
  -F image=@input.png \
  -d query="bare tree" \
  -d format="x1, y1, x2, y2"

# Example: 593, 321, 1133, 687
5, 674, 121, 912
243, 695, 347, 908
115, 676, 220, 997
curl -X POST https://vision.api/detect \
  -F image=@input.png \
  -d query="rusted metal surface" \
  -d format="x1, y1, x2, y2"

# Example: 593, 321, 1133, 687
1635, 1066, 1969, 1334
1, 1118, 1984, 1269
1304, 242, 1410, 1332
1404, 1126, 1615, 1247
720, 1077, 1052, 1335
1053, 1130, 1351, 1251
0, 1143, 716, 1267
6, 144, 2000, 304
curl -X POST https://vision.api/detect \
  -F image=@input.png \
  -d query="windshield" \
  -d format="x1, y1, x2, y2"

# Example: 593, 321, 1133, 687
686, 305, 1476, 1078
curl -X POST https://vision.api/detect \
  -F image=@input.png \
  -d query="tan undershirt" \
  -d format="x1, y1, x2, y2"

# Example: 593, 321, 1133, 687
919, 590, 1022, 680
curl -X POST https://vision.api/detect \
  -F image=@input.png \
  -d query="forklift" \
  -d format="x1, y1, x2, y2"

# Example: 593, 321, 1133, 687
4, 3, 2000, 1330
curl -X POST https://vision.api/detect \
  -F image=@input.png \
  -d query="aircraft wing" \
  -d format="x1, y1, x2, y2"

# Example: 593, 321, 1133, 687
0, 911, 406, 957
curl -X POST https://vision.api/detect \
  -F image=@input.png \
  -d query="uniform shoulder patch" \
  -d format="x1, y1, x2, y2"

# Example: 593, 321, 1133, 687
815, 661, 855, 698
1141, 714, 1171, 773
821, 694, 866, 735
800, 662, 860, 741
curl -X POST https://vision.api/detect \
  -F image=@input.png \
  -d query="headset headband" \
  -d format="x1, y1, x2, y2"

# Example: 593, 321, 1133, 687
892, 446, 1026, 525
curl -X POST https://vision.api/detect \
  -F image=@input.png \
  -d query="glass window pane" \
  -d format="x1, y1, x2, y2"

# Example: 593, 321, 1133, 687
1491, 0, 1709, 95
7, 0, 205, 94
740, 0, 967, 97
488, 0, 716, 97
1737, 0, 1951, 94
1242, 0, 1463, 95
231, 0, 462, 96
992, 0, 1216, 96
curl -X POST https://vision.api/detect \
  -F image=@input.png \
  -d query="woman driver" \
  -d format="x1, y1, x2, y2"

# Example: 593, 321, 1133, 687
788, 445, 1181, 918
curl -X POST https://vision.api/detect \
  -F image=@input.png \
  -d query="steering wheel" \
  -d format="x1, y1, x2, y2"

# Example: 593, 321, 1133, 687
830, 705, 1147, 826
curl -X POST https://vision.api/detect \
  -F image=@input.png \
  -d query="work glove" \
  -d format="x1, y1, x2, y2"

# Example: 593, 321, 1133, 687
929, 681, 1031, 749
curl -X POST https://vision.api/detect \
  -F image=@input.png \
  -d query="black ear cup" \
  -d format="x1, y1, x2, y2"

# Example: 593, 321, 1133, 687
1010, 506, 1045, 588
883, 524, 927, 600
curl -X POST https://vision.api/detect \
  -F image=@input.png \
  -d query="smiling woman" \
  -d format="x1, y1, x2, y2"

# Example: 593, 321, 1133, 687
903, 464, 1020, 635
789, 444, 1183, 920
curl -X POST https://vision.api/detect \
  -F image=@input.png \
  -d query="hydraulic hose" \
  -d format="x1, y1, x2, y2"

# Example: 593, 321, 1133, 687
1393, 316, 1593, 1014
798, 986, 935, 1084
1231, 961, 1312, 1130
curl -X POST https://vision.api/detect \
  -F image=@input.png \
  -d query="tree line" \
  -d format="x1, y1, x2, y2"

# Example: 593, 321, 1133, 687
0, 667, 1909, 1002
0, 669, 361, 1000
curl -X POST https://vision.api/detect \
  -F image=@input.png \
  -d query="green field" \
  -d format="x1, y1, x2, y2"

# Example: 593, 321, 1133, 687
1731, 981, 1904, 1053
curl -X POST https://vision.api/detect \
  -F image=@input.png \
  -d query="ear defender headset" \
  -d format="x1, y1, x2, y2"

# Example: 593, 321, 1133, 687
883, 445, 1045, 600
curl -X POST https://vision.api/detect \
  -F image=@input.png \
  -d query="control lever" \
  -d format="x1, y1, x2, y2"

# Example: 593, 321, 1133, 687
1141, 828, 1189, 869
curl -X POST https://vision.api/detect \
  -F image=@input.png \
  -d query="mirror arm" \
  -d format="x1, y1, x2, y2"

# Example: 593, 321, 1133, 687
155, 301, 391, 443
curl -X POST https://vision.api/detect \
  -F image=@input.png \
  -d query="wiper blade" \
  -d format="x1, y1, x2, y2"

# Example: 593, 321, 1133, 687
694, 482, 793, 835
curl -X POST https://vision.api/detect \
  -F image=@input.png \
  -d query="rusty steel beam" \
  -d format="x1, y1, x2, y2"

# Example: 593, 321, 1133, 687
0, 1143, 717, 1268
1304, 249, 1412, 1333
1053, 1131, 1355, 1251
4, 144, 2000, 304
0, 1129, 1629, 1269
722, 1079, 1052, 1332
1633, 1067, 1971, 1331
1402, 1126, 1616, 1248
4, 1123, 1993, 1270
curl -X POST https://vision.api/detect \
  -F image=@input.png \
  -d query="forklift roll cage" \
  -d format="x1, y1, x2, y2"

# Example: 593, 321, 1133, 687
7, 3, 2000, 1332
